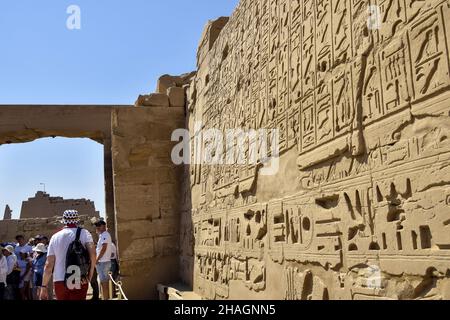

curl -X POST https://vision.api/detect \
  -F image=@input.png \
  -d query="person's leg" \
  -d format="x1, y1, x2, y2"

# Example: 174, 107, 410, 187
14, 281, 20, 300
25, 281, 32, 300
96, 261, 112, 300
90, 268, 99, 300
4, 285, 12, 300
54, 282, 68, 300
31, 286, 37, 300
111, 259, 119, 280
67, 283, 89, 300
110, 259, 119, 297
33, 273, 43, 300
48, 276, 54, 300
20, 286, 26, 300
0, 283, 5, 300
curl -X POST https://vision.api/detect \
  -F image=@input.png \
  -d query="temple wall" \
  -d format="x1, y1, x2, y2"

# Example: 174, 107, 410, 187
186, 0, 450, 300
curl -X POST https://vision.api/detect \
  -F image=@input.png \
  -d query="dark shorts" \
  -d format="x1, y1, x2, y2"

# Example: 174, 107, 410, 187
34, 273, 43, 287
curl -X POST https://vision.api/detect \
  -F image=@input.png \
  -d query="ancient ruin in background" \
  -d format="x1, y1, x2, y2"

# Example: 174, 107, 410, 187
20, 191, 99, 219
0, 191, 99, 242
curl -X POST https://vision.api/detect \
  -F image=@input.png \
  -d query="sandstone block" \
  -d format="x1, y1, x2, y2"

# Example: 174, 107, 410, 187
135, 93, 169, 107
167, 86, 185, 107
119, 238, 155, 261
156, 73, 196, 94
157, 75, 178, 94
154, 235, 178, 257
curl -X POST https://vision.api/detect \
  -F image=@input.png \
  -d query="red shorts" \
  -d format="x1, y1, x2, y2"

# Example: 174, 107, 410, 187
54, 282, 89, 301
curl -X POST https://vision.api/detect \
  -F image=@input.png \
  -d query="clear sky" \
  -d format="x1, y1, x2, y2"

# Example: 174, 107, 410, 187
0, 0, 239, 219
0, 138, 105, 219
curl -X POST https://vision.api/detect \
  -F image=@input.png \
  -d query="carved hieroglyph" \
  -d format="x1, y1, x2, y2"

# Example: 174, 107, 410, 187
186, 0, 450, 300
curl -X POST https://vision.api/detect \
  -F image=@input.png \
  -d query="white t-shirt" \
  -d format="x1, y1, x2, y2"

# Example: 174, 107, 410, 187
15, 244, 33, 256
96, 231, 112, 263
0, 255, 7, 285
110, 243, 117, 260
6, 254, 17, 275
47, 228, 94, 282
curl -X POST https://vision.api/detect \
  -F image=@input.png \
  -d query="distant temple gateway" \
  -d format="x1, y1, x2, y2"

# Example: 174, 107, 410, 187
19, 191, 100, 219
0, 192, 99, 243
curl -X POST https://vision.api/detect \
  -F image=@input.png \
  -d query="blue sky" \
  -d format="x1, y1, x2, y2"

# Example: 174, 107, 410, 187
0, 0, 238, 219
0, 138, 105, 219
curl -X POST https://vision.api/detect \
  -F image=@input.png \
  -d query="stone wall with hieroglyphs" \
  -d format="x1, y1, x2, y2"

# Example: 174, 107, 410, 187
184, 0, 450, 300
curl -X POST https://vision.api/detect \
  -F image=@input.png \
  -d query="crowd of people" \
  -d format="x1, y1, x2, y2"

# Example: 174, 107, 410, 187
0, 210, 119, 300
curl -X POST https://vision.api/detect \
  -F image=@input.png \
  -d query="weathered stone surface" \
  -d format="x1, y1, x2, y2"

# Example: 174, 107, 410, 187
0, 105, 118, 144
167, 87, 185, 108
135, 93, 170, 107
3, 205, 12, 220
116, 218, 179, 240
157, 75, 179, 94
185, 0, 450, 301
2, 0, 450, 301
197, 16, 229, 67
120, 256, 179, 300
156, 72, 196, 94
112, 106, 185, 299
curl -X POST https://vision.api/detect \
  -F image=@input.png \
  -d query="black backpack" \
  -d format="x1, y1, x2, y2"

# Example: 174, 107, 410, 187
65, 227, 91, 287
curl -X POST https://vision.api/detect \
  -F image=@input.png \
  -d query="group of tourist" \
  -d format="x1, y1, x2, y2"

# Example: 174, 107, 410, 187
0, 234, 49, 300
0, 210, 119, 300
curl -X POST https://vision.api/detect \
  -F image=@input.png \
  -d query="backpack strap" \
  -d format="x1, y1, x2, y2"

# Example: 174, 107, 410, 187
75, 227, 82, 242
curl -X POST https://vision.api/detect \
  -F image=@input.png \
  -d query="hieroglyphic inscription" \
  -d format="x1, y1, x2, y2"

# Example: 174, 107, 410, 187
189, 0, 450, 300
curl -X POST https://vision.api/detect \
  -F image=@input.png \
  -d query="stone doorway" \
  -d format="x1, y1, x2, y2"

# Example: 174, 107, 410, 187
0, 105, 119, 238
0, 104, 187, 299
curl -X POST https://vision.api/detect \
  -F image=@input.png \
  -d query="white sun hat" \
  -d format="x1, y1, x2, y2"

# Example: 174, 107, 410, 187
33, 243, 47, 254
4, 245, 15, 254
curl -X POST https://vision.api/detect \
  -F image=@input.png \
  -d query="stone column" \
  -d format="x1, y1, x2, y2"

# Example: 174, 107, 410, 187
103, 138, 116, 242
112, 106, 185, 300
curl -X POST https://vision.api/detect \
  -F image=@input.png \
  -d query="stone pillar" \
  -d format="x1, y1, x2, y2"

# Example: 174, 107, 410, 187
3, 205, 12, 220
103, 138, 116, 242
112, 106, 185, 300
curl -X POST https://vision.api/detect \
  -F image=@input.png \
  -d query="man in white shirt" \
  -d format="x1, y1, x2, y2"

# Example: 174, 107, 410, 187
14, 235, 33, 257
0, 246, 8, 300
94, 219, 112, 300
110, 242, 117, 261
40, 210, 96, 301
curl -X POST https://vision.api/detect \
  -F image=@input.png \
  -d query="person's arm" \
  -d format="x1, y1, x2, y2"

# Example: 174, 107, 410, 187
86, 243, 96, 282
39, 255, 55, 300
25, 259, 32, 276
82, 231, 96, 283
